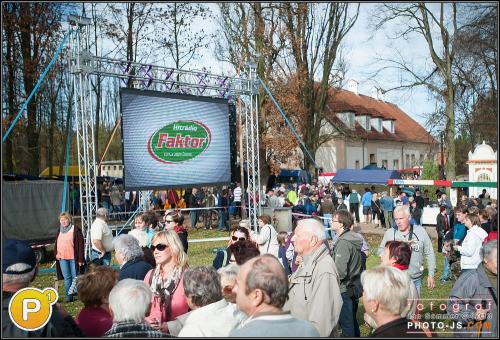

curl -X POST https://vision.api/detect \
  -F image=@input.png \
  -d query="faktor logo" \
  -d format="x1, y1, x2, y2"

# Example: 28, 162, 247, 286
148, 120, 212, 164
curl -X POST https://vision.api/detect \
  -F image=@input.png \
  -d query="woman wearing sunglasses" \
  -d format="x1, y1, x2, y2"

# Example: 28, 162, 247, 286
212, 226, 251, 269
144, 230, 189, 333
164, 211, 188, 253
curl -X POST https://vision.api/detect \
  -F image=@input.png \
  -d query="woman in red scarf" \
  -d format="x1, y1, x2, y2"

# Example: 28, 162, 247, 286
164, 211, 188, 253
380, 241, 419, 320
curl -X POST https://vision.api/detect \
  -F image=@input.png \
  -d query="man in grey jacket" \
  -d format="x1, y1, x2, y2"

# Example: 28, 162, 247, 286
284, 218, 343, 337
331, 210, 363, 337
447, 240, 497, 338
378, 205, 436, 294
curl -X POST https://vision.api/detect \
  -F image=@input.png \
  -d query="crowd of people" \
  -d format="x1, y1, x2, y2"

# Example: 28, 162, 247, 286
3, 180, 498, 337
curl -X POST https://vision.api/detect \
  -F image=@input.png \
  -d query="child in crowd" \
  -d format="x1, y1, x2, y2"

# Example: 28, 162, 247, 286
277, 231, 292, 276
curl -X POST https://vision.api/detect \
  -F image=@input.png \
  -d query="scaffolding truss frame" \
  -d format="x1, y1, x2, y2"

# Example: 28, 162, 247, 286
68, 16, 262, 258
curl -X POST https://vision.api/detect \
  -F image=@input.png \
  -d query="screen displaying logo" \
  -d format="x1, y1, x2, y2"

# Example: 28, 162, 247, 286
148, 120, 212, 164
8, 287, 58, 331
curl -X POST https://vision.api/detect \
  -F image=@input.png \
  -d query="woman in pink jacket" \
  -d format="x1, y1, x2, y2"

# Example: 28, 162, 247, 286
144, 230, 189, 332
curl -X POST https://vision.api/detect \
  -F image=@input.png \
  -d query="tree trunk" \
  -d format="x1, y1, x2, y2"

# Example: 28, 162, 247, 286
127, 3, 135, 87
48, 95, 57, 176
4, 7, 16, 174
19, 3, 40, 176
445, 92, 456, 180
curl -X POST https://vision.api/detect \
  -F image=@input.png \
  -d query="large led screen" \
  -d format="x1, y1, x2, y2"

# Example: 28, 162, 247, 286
121, 88, 230, 190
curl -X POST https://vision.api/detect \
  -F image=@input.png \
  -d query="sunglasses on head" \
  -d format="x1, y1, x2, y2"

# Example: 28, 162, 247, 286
231, 236, 246, 241
151, 243, 169, 251
165, 219, 174, 223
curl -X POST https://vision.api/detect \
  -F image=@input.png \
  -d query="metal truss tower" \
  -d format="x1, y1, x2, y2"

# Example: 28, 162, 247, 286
67, 16, 262, 250
68, 16, 98, 259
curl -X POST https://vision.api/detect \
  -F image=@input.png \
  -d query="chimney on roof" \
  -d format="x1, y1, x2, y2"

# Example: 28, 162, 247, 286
347, 79, 359, 95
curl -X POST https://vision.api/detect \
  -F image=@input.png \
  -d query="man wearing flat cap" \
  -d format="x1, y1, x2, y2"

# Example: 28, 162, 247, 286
2, 239, 84, 337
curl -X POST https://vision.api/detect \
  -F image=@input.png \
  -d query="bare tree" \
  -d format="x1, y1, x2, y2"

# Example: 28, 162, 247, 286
156, 3, 214, 70
453, 4, 497, 152
2, 2, 18, 173
369, 3, 470, 180
216, 3, 287, 183
279, 3, 359, 173
12, 3, 64, 175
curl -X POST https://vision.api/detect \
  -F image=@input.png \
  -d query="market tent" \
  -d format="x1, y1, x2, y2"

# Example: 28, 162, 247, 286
332, 168, 401, 185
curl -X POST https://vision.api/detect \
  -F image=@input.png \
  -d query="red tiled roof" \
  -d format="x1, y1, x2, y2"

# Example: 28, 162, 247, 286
326, 88, 436, 144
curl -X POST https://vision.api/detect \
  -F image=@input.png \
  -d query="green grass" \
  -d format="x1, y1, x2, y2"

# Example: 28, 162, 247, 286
33, 230, 456, 337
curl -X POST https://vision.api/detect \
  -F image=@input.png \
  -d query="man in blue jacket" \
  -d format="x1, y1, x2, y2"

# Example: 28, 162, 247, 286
361, 188, 373, 224
379, 191, 394, 229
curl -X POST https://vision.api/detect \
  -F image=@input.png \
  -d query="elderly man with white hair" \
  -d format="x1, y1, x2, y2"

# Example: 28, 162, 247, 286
104, 279, 169, 337
113, 234, 152, 281
447, 240, 497, 337
91, 207, 114, 265
284, 218, 343, 337
378, 205, 436, 295
361, 266, 431, 337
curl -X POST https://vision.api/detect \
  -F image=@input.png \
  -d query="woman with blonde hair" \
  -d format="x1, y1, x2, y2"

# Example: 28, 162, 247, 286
55, 211, 85, 302
144, 230, 189, 332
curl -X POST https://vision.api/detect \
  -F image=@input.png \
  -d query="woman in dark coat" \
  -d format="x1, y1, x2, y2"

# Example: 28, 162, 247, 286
164, 211, 188, 253
55, 212, 85, 302
436, 205, 450, 253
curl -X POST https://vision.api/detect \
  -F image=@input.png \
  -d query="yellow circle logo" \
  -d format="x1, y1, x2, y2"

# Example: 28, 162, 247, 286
8, 287, 58, 331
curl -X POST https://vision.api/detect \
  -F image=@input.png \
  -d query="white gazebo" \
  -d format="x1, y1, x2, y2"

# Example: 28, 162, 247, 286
467, 141, 497, 199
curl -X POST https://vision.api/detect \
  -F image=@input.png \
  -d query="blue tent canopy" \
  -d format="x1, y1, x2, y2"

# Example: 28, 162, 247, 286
332, 169, 401, 185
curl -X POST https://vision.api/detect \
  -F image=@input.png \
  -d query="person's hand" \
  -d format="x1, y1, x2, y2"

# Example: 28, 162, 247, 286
78, 262, 84, 267
427, 276, 435, 289
148, 317, 161, 330
159, 322, 169, 333
98, 251, 105, 259
295, 255, 303, 266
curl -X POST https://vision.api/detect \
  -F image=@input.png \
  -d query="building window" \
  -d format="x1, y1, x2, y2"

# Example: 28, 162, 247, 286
405, 154, 410, 168
355, 160, 360, 169
113, 166, 117, 170
382, 160, 388, 169
477, 173, 491, 182
419, 154, 424, 165
411, 154, 416, 167
393, 159, 399, 169
370, 154, 376, 164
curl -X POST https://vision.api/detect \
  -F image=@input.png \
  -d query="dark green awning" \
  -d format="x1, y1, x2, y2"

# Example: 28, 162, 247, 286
451, 181, 497, 188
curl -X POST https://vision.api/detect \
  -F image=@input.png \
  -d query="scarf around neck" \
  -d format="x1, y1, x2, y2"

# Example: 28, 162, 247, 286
150, 265, 183, 320
60, 224, 73, 234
